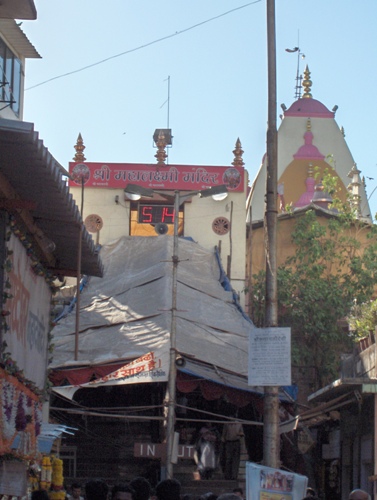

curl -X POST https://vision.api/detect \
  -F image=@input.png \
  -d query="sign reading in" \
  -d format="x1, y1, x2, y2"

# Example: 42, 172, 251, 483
68, 162, 244, 192
134, 443, 196, 460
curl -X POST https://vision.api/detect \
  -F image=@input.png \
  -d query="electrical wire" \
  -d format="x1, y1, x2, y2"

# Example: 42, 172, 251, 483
25, 1, 261, 91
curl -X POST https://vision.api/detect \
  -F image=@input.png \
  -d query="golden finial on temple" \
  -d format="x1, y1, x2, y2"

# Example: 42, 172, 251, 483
302, 65, 312, 99
154, 130, 167, 166
232, 138, 244, 168
73, 133, 86, 162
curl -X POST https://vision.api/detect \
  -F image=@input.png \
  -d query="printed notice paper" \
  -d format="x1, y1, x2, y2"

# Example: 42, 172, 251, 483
248, 327, 291, 386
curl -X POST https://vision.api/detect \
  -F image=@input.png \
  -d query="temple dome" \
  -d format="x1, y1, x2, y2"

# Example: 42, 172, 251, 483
285, 98, 333, 118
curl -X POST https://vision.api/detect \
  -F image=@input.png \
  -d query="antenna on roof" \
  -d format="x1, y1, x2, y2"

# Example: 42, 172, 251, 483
285, 32, 305, 99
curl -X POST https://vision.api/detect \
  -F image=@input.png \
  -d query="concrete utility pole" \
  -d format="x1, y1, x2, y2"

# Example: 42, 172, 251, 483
166, 190, 180, 479
263, 0, 280, 469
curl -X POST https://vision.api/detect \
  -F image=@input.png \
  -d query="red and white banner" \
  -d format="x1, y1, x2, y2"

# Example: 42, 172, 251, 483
6, 234, 51, 389
68, 162, 245, 192
53, 350, 169, 400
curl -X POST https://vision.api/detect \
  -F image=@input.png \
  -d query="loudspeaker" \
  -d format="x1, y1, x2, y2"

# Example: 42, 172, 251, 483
175, 356, 186, 367
155, 223, 169, 235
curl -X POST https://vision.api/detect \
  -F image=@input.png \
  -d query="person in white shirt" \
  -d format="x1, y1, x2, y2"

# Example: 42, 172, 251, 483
67, 483, 84, 500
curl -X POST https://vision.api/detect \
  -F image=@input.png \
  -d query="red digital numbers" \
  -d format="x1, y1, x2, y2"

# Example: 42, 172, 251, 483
141, 206, 153, 223
162, 206, 175, 223
139, 205, 175, 224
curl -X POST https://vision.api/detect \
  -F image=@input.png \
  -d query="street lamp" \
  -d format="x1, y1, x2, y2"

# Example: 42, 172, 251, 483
124, 183, 228, 478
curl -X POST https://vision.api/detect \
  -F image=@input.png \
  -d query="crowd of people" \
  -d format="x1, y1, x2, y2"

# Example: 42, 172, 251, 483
31, 478, 245, 500
302, 486, 371, 500
30, 478, 373, 500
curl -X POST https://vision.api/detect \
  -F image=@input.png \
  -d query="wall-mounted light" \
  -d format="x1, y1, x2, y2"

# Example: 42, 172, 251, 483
332, 105, 338, 113
199, 184, 228, 198
124, 192, 141, 201
115, 195, 119, 204
124, 183, 154, 201
212, 192, 228, 201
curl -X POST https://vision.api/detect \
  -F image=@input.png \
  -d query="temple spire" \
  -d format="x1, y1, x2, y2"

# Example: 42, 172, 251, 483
302, 65, 312, 99
73, 133, 86, 162
232, 138, 244, 168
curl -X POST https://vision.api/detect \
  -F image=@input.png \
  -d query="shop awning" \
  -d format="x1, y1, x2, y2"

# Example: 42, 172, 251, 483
11, 423, 76, 454
307, 377, 377, 403
0, 1, 37, 21
37, 423, 76, 453
0, 118, 103, 277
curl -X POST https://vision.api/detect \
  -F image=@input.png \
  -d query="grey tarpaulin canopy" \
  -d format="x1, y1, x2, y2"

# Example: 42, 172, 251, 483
50, 236, 272, 397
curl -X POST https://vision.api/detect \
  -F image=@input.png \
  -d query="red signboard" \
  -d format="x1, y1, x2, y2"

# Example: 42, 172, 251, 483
68, 162, 244, 192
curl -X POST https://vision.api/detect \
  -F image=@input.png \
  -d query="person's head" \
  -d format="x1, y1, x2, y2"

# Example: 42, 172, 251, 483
305, 488, 316, 498
71, 483, 82, 499
217, 495, 241, 500
112, 484, 135, 500
85, 479, 109, 500
232, 489, 243, 499
199, 493, 217, 500
349, 489, 371, 500
155, 479, 181, 500
129, 477, 151, 500
32, 490, 50, 500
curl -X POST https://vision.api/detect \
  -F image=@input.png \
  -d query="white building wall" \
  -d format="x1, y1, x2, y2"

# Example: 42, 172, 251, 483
70, 176, 248, 306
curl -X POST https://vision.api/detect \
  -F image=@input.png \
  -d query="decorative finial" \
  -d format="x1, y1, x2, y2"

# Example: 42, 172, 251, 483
308, 163, 313, 177
154, 130, 167, 165
312, 179, 333, 209
73, 133, 86, 162
302, 65, 312, 99
347, 163, 362, 218
306, 118, 311, 131
232, 138, 244, 168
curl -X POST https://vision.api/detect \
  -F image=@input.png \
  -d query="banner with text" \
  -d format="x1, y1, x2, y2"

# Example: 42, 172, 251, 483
6, 233, 51, 389
53, 350, 169, 400
246, 462, 307, 500
68, 162, 244, 192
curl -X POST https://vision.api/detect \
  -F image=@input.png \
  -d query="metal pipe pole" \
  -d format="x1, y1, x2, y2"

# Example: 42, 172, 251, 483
166, 190, 180, 478
74, 178, 84, 361
263, 0, 280, 469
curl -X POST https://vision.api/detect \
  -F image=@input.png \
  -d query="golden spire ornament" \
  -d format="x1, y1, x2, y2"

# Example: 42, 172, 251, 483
73, 133, 86, 162
302, 65, 312, 99
232, 138, 244, 168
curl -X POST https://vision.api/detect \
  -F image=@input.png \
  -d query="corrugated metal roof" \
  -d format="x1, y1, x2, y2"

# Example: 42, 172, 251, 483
0, 0, 36, 21
0, 19, 40, 58
0, 117, 103, 277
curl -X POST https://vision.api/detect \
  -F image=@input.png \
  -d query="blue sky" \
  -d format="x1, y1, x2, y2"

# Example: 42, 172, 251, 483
21, 1, 377, 219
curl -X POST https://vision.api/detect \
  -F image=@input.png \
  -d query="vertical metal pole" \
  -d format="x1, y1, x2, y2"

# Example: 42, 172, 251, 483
166, 190, 180, 478
74, 178, 84, 361
264, 0, 280, 469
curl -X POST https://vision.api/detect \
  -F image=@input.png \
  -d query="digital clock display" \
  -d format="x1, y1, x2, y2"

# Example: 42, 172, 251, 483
138, 204, 175, 224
